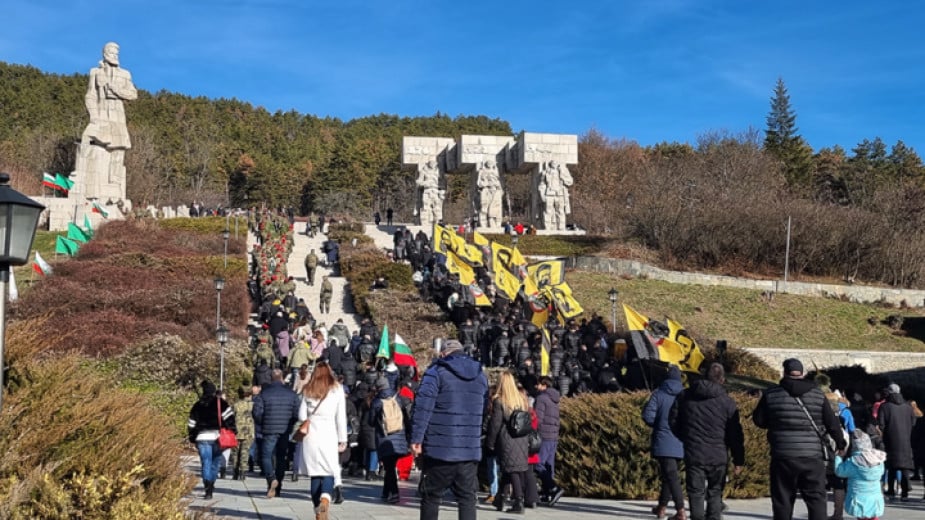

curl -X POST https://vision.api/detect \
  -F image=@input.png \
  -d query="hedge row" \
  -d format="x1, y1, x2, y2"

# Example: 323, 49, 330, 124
335, 224, 413, 316
483, 233, 609, 257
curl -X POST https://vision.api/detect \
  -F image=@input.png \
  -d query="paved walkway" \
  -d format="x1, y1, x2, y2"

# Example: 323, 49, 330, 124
184, 454, 925, 519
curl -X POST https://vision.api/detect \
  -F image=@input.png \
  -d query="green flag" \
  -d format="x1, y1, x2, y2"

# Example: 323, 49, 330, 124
54, 173, 74, 191
67, 222, 89, 243
83, 214, 94, 238
376, 324, 390, 359
55, 236, 80, 256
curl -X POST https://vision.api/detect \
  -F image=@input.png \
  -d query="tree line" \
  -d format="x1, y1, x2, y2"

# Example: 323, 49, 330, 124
3, 63, 924, 287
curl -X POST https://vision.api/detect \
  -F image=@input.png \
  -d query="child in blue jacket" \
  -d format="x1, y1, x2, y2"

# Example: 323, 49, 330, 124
835, 430, 886, 520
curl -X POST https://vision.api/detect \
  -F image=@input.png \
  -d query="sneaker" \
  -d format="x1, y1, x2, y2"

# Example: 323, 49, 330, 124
267, 479, 278, 499
549, 487, 565, 506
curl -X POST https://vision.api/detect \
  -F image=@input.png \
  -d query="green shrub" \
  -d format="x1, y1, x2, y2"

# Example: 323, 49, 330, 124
157, 216, 246, 235
339, 245, 413, 315
558, 391, 769, 499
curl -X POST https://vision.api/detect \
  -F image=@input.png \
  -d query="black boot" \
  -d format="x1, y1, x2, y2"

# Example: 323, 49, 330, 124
203, 481, 214, 500
494, 495, 506, 512
507, 498, 525, 514
334, 486, 345, 504
219, 466, 226, 479
365, 470, 373, 481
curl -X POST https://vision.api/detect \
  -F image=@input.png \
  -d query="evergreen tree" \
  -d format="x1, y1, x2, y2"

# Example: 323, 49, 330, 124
764, 78, 813, 188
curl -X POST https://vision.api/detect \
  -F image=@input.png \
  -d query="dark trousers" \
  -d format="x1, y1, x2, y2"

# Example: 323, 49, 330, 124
656, 457, 684, 510
310, 475, 334, 508
686, 463, 726, 520
525, 465, 539, 505
381, 455, 399, 498
419, 457, 477, 520
537, 440, 558, 494
886, 465, 911, 498
261, 433, 289, 488
770, 457, 827, 520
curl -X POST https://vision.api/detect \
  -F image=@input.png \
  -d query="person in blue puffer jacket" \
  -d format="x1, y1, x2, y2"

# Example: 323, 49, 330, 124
835, 430, 886, 520
642, 366, 685, 520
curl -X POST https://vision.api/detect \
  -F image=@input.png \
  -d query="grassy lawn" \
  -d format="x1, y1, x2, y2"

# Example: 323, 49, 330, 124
569, 271, 925, 352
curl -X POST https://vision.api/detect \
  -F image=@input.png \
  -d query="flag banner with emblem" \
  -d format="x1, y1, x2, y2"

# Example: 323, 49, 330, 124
540, 328, 551, 376
433, 223, 456, 254
377, 324, 390, 359
623, 303, 704, 373
472, 231, 490, 247
91, 201, 109, 218
392, 333, 417, 368
546, 282, 583, 320
55, 235, 80, 256
448, 249, 492, 306
33, 251, 53, 276
67, 222, 90, 243
527, 260, 565, 290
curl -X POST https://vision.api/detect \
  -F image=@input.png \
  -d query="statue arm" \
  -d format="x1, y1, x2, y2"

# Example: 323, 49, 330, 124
85, 69, 100, 120
560, 165, 574, 187
108, 70, 138, 100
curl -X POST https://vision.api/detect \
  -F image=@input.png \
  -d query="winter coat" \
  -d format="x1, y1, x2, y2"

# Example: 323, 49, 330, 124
324, 342, 344, 376
835, 452, 886, 518
753, 377, 847, 459
296, 385, 347, 477
642, 376, 684, 459
288, 342, 314, 370
370, 388, 411, 459
329, 323, 350, 348
253, 364, 272, 387
677, 379, 745, 466
188, 395, 236, 443
878, 392, 916, 469
358, 397, 378, 450
486, 399, 530, 473
252, 381, 300, 436
410, 353, 488, 462
534, 388, 561, 441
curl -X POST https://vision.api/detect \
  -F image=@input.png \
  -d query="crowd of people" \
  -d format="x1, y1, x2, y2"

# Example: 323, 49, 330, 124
187, 209, 925, 520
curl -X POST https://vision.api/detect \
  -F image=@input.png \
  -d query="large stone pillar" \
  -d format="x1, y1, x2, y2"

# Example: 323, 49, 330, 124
401, 137, 455, 231
510, 133, 578, 231
457, 135, 516, 229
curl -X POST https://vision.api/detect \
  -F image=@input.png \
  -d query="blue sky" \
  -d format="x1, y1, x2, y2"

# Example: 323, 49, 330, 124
3, 0, 924, 153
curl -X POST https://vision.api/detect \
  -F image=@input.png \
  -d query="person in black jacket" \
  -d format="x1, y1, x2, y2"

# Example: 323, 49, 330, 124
753, 358, 848, 520
252, 369, 300, 498
676, 363, 745, 520
878, 383, 916, 500
188, 380, 236, 499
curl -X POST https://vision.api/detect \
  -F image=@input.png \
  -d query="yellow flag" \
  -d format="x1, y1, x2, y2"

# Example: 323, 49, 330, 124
472, 231, 490, 247
526, 260, 565, 289
667, 318, 705, 374
540, 328, 551, 376
433, 223, 457, 254
547, 282, 583, 319
448, 249, 492, 306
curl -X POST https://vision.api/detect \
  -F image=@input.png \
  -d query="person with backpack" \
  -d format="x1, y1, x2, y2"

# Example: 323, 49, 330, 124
370, 377, 411, 503
642, 365, 685, 520
487, 371, 532, 514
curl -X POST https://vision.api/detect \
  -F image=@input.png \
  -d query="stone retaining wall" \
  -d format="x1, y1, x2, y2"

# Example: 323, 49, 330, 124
567, 256, 925, 308
744, 347, 925, 374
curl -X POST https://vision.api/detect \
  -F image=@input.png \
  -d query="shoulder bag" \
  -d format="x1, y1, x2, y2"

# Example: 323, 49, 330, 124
217, 399, 238, 450
292, 394, 328, 442
793, 396, 837, 462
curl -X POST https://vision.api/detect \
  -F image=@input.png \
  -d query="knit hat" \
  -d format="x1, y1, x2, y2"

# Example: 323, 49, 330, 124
783, 358, 803, 376
201, 380, 217, 397
852, 430, 873, 453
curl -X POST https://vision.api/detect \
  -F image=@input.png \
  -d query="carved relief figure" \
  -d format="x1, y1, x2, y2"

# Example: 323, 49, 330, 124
537, 160, 573, 230
75, 42, 137, 202
476, 160, 503, 227
415, 159, 446, 229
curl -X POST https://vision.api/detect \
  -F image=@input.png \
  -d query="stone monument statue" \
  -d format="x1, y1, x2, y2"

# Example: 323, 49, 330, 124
475, 160, 503, 227
537, 160, 573, 230
73, 42, 137, 203
415, 159, 446, 230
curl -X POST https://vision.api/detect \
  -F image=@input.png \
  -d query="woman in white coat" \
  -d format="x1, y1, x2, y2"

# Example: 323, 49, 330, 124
298, 361, 347, 520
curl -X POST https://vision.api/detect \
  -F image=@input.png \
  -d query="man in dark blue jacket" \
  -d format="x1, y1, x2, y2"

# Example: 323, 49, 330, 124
411, 339, 488, 520
252, 369, 300, 499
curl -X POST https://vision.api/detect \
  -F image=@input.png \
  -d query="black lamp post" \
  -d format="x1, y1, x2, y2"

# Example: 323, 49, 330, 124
608, 287, 619, 333
0, 173, 44, 412
222, 228, 230, 269
216, 325, 229, 391
214, 276, 224, 330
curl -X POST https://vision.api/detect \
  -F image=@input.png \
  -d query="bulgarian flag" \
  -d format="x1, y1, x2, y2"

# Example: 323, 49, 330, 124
376, 324, 390, 359
91, 201, 109, 218
42, 173, 58, 190
391, 333, 416, 368
83, 214, 94, 238
33, 251, 53, 276
55, 236, 80, 256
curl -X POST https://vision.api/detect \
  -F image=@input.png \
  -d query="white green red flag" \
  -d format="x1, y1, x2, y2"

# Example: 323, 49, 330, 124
91, 202, 109, 218
33, 251, 53, 276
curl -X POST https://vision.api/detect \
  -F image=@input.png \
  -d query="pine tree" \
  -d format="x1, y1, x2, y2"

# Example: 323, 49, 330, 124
764, 78, 813, 188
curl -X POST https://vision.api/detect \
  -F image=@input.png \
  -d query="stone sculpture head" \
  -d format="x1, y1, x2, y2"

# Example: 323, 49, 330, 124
425, 159, 436, 169
103, 42, 120, 66
484, 160, 495, 169
548, 160, 559, 170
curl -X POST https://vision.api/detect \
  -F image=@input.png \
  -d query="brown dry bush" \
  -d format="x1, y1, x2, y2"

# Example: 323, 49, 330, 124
0, 355, 194, 519
365, 290, 455, 365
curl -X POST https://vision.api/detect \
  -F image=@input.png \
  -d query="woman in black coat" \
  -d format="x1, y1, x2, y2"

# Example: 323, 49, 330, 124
358, 386, 380, 480
486, 372, 530, 513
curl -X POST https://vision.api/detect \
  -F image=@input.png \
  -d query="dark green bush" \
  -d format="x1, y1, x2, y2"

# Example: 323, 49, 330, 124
484, 234, 608, 256
558, 391, 769, 499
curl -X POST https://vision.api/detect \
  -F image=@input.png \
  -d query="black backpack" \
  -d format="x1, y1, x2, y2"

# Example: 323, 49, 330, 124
507, 409, 533, 438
